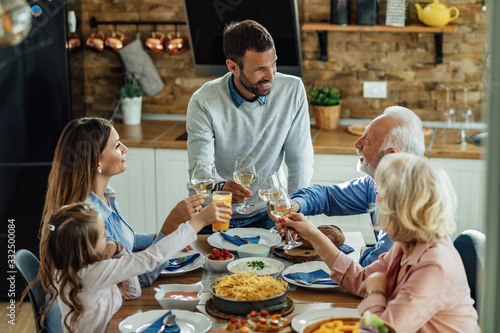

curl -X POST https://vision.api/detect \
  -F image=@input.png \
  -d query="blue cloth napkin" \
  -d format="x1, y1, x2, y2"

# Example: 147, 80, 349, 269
142, 311, 180, 333
338, 244, 354, 254
284, 269, 338, 285
220, 233, 260, 246
164, 253, 200, 271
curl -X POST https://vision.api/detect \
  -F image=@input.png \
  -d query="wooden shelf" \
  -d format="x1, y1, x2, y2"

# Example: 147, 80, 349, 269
302, 23, 457, 63
302, 23, 457, 33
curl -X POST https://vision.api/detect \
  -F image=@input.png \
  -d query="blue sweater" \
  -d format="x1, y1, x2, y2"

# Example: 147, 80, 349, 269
291, 176, 394, 266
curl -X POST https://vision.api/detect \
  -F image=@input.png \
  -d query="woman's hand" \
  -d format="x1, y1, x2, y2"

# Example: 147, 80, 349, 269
223, 180, 251, 204
189, 202, 233, 232
161, 193, 209, 235
283, 213, 320, 241
357, 272, 388, 298
103, 241, 121, 259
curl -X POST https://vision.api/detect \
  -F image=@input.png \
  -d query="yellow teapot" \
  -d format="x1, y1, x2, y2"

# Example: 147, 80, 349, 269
415, 0, 459, 28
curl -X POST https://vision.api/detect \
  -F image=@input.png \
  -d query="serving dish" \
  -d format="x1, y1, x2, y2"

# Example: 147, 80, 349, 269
154, 282, 203, 311
237, 243, 270, 258
300, 317, 397, 333
118, 309, 212, 333
291, 308, 359, 332
207, 228, 281, 252
206, 252, 234, 272
227, 257, 284, 278
210, 284, 289, 316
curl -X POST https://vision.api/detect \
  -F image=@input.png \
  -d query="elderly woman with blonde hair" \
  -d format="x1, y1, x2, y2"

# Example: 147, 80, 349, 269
284, 153, 480, 332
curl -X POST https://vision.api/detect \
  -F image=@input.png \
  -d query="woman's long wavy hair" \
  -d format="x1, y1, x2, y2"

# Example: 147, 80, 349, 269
374, 153, 456, 243
22, 203, 104, 333
41, 117, 112, 224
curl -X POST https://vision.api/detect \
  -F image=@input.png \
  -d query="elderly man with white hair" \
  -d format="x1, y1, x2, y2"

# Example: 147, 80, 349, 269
276, 106, 426, 266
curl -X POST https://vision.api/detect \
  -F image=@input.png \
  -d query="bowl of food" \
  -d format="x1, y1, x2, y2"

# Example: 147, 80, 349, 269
237, 243, 270, 258
300, 312, 397, 333
154, 282, 203, 311
206, 248, 234, 272
227, 257, 284, 278
210, 273, 289, 315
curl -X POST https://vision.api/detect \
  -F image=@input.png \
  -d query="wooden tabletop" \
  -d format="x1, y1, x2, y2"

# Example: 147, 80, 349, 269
106, 234, 365, 332
113, 120, 485, 159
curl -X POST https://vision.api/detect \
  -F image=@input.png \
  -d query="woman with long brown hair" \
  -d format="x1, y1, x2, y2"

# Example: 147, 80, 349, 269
42, 117, 224, 285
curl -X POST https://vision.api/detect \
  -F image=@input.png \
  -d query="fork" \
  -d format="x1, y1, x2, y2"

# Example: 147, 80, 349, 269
294, 278, 333, 286
169, 257, 187, 266
233, 235, 249, 244
157, 314, 176, 333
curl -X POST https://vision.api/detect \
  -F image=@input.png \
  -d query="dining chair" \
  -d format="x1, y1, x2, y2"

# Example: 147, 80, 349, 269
453, 229, 486, 310
15, 249, 63, 333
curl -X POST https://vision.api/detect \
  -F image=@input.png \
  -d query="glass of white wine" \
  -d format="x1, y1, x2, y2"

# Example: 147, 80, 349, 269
270, 189, 302, 250
233, 157, 257, 214
258, 171, 282, 234
190, 161, 215, 194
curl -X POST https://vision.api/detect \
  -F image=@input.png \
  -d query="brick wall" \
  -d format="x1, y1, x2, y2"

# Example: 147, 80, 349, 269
70, 0, 487, 122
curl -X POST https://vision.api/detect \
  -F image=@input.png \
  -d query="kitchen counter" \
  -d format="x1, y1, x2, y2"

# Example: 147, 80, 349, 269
113, 120, 485, 160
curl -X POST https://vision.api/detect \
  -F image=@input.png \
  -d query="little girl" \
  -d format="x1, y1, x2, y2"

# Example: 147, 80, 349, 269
27, 201, 230, 333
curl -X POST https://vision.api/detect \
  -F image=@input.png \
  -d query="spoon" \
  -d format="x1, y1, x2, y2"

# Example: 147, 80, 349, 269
169, 257, 187, 266
157, 314, 176, 333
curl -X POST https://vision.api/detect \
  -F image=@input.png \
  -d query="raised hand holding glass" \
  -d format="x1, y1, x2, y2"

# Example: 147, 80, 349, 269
233, 157, 257, 214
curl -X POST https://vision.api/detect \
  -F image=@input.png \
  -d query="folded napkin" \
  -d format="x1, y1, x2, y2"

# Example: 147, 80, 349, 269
338, 244, 354, 254
220, 233, 260, 246
284, 269, 338, 285
142, 311, 180, 333
164, 253, 200, 271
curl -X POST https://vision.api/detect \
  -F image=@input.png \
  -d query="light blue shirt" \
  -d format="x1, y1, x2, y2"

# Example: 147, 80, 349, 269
291, 176, 394, 267
85, 186, 167, 286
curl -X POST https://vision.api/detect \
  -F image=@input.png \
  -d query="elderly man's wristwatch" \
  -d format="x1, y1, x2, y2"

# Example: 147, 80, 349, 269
212, 181, 226, 192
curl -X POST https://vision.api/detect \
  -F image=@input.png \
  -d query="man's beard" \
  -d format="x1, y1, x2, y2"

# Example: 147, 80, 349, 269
239, 70, 272, 97
356, 150, 378, 178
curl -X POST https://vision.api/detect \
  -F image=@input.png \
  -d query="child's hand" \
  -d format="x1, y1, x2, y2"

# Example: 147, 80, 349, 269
189, 202, 232, 231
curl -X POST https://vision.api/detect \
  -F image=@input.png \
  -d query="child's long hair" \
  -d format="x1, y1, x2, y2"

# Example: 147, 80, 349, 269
23, 203, 104, 333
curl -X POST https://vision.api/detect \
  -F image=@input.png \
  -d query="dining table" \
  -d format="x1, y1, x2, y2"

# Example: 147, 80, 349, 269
107, 231, 366, 332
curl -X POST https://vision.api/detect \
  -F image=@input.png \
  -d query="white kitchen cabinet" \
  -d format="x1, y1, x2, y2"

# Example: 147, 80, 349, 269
108, 148, 157, 234
429, 158, 487, 237
155, 149, 190, 230
307, 154, 377, 245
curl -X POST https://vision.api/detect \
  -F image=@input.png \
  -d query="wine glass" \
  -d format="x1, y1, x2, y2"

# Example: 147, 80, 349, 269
233, 157, 257, 214
440, 84, 457, 128
190, 161, 215, 194
269, 189, 302, 250
258, 171, 282, 234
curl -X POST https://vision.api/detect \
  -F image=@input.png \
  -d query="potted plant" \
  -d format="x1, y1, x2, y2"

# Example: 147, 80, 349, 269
309, 87, 342, 129
120, 74, 144, 125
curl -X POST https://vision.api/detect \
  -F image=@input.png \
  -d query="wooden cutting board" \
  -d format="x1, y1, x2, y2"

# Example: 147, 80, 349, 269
347, 123, 433, 137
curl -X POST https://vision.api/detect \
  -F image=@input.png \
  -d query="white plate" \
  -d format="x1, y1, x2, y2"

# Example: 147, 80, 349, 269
281, 261, 339, 289
161, 251, 206, 276
207, 228, 282, 252
291, 308, 360, 332
118, 309, 212, 333
227, 257, 284, 277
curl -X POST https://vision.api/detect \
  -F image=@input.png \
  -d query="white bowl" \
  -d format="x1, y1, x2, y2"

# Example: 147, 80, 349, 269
227, 257, 284, 278
154, 282, 203, 311
237, 243, 270, 258
206, 253, 234, 272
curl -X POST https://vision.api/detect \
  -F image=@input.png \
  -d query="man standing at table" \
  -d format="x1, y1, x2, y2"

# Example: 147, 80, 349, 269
284, 106, 425, 266
186, 20, 314, 233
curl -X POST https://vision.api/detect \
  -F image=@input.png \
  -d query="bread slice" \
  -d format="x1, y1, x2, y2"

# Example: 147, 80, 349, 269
297, 225, 345, 249
283, 248, 319, 261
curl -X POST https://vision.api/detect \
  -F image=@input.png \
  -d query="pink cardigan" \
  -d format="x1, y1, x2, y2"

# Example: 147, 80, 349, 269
330, 236, 480, 333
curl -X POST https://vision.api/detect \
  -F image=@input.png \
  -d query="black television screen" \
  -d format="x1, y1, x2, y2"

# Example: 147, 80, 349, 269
183, 0, 303, 77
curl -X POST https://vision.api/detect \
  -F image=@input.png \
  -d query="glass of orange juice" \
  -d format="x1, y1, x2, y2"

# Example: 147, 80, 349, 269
211, 191, 232, 232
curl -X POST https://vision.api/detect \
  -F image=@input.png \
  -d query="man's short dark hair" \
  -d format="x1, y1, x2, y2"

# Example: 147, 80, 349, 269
223, 20, 275, 69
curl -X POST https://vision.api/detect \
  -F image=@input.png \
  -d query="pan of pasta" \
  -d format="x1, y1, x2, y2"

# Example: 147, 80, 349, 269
210, 273, 289, 315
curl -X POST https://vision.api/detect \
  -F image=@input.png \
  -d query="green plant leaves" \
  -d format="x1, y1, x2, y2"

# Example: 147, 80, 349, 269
309, 87, 342, 106
120, 76, 144, 98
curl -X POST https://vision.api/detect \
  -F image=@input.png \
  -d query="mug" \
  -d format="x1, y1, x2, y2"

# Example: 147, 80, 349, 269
166, 32, 187, 55
105, 30, 125, 52
67, 32, 81, 52
145, 31, 165, 54
86, 31, 105, 52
